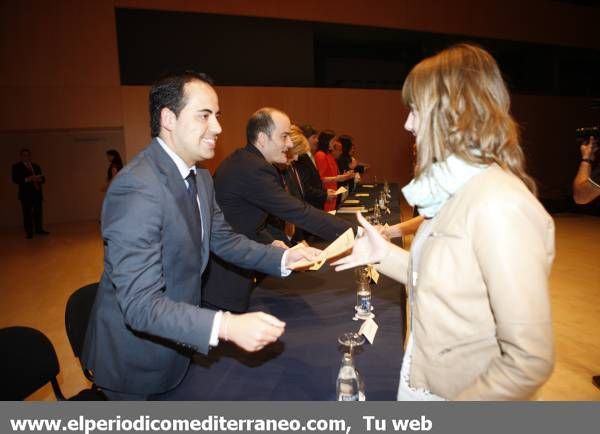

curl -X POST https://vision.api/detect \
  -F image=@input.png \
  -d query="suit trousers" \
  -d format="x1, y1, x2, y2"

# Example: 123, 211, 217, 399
20, 198, 43, 235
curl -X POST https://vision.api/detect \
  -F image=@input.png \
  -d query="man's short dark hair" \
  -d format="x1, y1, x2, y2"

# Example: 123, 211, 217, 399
246, 108, 278, 145
300, 124, 317, 139
149, 71, 213, 137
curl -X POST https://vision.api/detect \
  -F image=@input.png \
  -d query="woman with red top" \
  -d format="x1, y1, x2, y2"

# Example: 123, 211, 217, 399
314, 131, 354, 211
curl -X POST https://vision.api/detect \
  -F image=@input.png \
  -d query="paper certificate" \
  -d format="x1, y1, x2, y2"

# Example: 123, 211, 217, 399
337, 206, 366, 214
289, 228, 354, 270
334, 186, 348, 195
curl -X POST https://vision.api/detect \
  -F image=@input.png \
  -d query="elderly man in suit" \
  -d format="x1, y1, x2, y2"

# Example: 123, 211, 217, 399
11, 149, 49, 238
202, 108, 354, 313
82, 73, 319, 400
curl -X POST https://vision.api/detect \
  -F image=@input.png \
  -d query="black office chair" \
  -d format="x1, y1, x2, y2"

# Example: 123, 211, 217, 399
0, 325, 107, 401
65, 282, 98, 382
63, 282, 107, 400
0, 326, 66, 400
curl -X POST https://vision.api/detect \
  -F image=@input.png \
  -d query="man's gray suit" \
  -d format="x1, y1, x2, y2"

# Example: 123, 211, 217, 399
82, 139, 283, 396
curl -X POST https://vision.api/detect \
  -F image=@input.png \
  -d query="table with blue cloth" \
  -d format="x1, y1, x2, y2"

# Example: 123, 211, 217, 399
168, 183, 406, 400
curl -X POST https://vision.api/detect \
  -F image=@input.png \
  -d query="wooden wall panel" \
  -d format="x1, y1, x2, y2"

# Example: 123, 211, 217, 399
122, 85, 598, 203
121, 85, 413, 185
0, 0, 121, 131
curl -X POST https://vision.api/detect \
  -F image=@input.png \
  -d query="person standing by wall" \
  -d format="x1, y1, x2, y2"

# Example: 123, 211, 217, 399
11, 149, 49, 239
106, 149, 124, 184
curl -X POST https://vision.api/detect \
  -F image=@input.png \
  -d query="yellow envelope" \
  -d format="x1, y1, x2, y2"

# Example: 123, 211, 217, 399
289, 228, 355, 270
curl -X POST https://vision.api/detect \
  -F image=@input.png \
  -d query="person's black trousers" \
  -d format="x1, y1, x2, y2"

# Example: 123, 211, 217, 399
20, 198, 43, 236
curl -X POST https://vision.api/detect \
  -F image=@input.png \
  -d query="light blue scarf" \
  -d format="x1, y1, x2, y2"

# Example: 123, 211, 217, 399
402, 154, 488, 218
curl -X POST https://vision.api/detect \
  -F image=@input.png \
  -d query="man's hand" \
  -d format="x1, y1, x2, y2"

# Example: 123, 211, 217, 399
326, 189, 337, 200
581, 137, 598, 160
285, 245, 322, 268
271, 239, 289, 250
331, 212, 391, 271
221, 312, 285, 352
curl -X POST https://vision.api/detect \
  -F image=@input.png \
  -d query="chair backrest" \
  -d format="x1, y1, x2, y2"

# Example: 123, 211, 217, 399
65, 282, 98, 359
0, 326, 65, 400
65, 282, 98, 382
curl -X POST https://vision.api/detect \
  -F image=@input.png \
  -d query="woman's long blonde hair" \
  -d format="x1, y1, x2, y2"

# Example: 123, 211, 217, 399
289, 125, 311, 157
402, 43, 536, 194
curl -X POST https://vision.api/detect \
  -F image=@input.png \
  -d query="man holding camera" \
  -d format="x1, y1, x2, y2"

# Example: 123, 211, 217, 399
572, 135, 599, 391
573, 136, 599, 205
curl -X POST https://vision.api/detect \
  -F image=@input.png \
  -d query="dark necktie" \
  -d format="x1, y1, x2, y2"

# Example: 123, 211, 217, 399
279, 170, 296, 240
290, 164, 304, 198
185, 170, 201, 224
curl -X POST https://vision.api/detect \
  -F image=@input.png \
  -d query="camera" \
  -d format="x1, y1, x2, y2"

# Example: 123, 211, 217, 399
575, 126, 599, 145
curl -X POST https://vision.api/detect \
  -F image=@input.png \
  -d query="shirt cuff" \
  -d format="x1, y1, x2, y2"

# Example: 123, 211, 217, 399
281, 249, 292, 277
209, 310, 223, 347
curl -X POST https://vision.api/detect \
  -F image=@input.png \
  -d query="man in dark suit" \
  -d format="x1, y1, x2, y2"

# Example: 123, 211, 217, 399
11, 149, 49, 238
202, 108, 354, 313
82, 73, 319, 400
295, 125, 336, 210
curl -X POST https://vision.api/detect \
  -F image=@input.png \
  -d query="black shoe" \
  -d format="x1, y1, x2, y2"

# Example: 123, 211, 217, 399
593, 376, 600, 389
36, 230, 50, 235
26, 233, 33, 239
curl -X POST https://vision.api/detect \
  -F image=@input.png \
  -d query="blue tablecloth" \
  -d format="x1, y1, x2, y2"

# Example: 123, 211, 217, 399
166, 184, 406, 400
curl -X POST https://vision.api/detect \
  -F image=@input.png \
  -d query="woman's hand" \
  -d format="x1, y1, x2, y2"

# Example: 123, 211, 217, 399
331, 212, 390, 271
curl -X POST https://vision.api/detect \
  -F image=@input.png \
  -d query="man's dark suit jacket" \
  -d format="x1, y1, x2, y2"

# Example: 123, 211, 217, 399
295, 153, 327, 209
265, 162, 306, 245
82, 139, 283, 396
11, 162, 44, 202
202, 144, 353, 312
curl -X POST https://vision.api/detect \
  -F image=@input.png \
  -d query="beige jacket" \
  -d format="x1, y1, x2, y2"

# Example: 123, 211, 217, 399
378, 164, 555, 400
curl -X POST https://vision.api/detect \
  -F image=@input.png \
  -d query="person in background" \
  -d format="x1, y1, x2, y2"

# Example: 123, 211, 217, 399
336, 135, 368, 193
11, 148, 49, 238
573, 136, 599, 204
571, 135, 600, 390
295, 125, 335, 210
102, 149, 124, 192
334, 44, 555, 400
314, 130, 354, 212
106, 149, 123, 182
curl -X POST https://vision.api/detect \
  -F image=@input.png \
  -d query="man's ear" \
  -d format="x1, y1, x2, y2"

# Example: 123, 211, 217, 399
256, 131, 267, 150
160, 107, 176, 132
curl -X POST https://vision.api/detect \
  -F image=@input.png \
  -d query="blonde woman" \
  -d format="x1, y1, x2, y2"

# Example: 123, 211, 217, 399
334, 44, 555, 400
